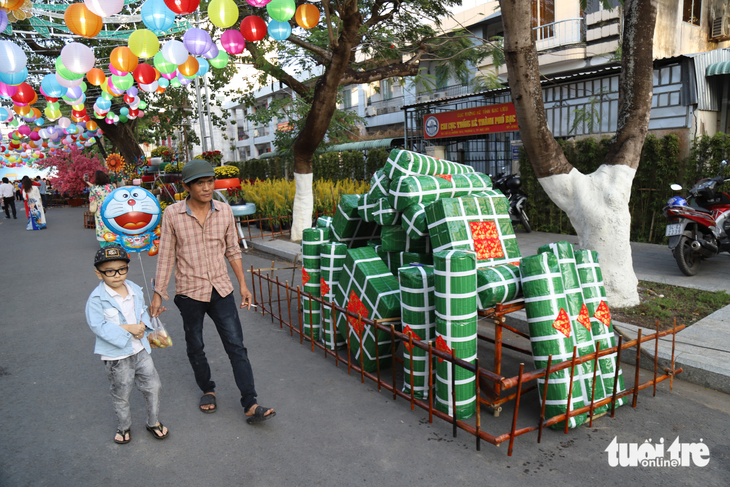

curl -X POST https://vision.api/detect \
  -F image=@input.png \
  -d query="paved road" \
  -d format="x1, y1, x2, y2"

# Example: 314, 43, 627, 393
1, 208, 729, 486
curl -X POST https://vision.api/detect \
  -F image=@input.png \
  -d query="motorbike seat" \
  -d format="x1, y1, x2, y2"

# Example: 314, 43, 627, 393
689, 205, 712, 213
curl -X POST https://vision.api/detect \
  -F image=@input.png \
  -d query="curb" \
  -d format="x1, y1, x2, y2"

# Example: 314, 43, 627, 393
248, 238, 301, 264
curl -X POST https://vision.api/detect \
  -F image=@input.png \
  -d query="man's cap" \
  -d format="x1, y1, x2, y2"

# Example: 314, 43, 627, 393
182, 159, 215, 183
94, 244, 130, 267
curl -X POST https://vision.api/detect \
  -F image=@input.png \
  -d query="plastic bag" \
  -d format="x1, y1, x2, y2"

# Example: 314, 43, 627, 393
148, 317, 173, 348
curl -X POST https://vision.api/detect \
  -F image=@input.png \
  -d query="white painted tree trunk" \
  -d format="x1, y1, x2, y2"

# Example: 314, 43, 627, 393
539, 164, 640, 308
291, 172, 313, 242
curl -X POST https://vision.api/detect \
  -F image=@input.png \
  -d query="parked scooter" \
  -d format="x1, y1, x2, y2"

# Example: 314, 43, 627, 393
493, 173, 531, 232
663, 161, 730, 275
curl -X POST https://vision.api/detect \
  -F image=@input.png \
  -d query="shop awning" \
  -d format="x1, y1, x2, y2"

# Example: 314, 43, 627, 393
706, 60, 730, 76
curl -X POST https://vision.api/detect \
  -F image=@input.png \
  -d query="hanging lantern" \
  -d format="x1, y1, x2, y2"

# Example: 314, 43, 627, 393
209, 50, 229, 69
266, 0, 296, 23
208, 0, 238, 28
221, 29, 245, 55
0, 12, 7, 35
196, 57, 210, 76
11, 83, 35, 105
65, 4, 103, 38
55, 57, 85, 81
267, 20, 291, 41
178, 56, 199, 77
161, 40, 189, 65
40, 74, 68, 99
0, 67, 27, 86
161, 70, 178, 80
86, 120, 98, 131
295, 4, 320, 29
141, 0, 176, 34
240, 16, 267, 42
164, 0, 200, 15
0, 81, 18, 98
202, 43, 219, 60
133, 63, 157, 84
158, 77, 170, 88
128, 29, 160, 59
183, 28, 213, 56
60, 43, 96, 75
86, 68, 106, 86
110, 47, 139, 73
13, 105, 31, 117
84, 0, 124, 17
0, 40, 27, 74
246, 0, 272, 7
154, 51, 177, 74
0, 0, 24, 11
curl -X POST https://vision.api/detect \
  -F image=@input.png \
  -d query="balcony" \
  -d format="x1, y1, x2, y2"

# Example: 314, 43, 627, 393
253, 125, 270, 138
367, 96, 404, 116
534, 18, 584, 51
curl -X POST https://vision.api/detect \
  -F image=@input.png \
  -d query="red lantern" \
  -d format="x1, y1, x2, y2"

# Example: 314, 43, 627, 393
45, 97, 59, 103
129, 109, 139, 117
164, 0, 200, 15
73, 109, 87, 118
11, 83, 35, 105
133, 63, 157, 85
240, 16, 267, 42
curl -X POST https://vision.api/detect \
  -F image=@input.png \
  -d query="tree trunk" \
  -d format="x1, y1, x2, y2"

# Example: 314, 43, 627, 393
99, 121, 144, 169
500, 0, 658, 307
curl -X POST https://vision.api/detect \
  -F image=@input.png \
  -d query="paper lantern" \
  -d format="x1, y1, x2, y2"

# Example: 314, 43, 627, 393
246, 0, 272, 7
178, 56, 199, 77
13, 105, 31, 117
55, 57, 85, 81
208, 0, 238, 28
111, 47, 139, 73
158, 77, 170, 88
202, 43, 219, 60
153, 51, 177, 74
60, 43, 96, 75
133, 63, 157, 84
240, 16, 267, 42
295, 4, 320, 29
0, 12, 7, 34
161, 40, 189, 65
59, 117, 71, 129
267, 20, 291, 41
161, 70, 178, 80
127, 86, 139, 97
65, 4, 103, 38
221, 29, 245, 55
56, 73, 84, 89
209, 50, 229, 69
140, 81, 159, 92
0, 81, 18, 98
266, 0, 296, 22
0, 67, 26, 86
0, 40, 27, 74
11, 83, 34, 105
86, 68, 106, 86
196, 57, 210, 76
41, 74, 68, 99
85, 0, 124, 17
128, 29, 160, 59
86, 120, 98, 131
164, 0, 200, 15
0, 0, 24, 11
141, 0, 176, 33
183, 28, 213, 56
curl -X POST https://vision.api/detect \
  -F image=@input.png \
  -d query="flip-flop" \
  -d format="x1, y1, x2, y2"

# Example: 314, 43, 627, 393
146, 423, 169, 440
199, 393, 216, 413
246, 406, 276, 424
114, 428, 131, 444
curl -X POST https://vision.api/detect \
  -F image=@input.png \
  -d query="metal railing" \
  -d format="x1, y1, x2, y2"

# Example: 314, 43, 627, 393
534, 18, 584, 51
253, 125, 270, 138
369, 96, 405, 115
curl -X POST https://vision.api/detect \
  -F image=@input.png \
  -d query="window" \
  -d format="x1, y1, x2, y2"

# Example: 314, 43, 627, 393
683, 0, 701, 26
532, 0, 555, 40
381, 79, 393, 100
343, 87, 352, 108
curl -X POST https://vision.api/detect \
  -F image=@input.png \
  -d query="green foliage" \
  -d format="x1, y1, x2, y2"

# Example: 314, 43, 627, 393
311, 150, 386, 182
233, 158, 290, 181
366, 148, 389, 175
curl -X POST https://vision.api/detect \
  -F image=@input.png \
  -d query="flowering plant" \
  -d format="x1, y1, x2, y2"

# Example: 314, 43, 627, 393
226, 186, 246, 205
214, 164, 240, 179
198, 150, 222, 165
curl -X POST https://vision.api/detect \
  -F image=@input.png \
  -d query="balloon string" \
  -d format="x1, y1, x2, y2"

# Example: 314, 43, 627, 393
137, 252, 153, 305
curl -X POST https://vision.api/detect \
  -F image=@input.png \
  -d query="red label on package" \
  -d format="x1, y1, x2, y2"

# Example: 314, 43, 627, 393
470, 221, 504, 260
403, 325, 422, 353
435, 335, 452, 363
552, 308, 572, 338
594, 301, 612, 327
347, 290, 368, 336
435, 174, 453, 183
302, 268, 310, 285
320, 277, 330, 297
577, 303, 592, 331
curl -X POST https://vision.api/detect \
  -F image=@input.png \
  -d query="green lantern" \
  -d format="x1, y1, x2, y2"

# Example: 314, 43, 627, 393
209, 50, 229, 69
266, 0, 296, 22
111, 73, 134, 91
154, 51, 177, 74
55, 57, 85, 81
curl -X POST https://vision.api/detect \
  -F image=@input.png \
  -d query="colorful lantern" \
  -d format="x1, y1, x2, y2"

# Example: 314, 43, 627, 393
141, 0, 176, 34
183, 28, 213, 56
246, 0, 272, 7
0, 40, 27, 74
0, 0, 24, 11
110, 47, 139, 73
0, 81, 17, 98
202, 43, 219, 60
196, 57, 210, 76
11, 83, 34, 105
164, 0, 200, 15
84, 0, 124, 17
208, 0, 238, 28
0, 12, 7, 35
65, 4, 103, 38
133, 63, 157, 84
154, 51, 177, 74
86, 68, 106, 86
55, 57, 85, 81
267, 20, 291, 41
56, 73, 84, 89
128, 29, 160, 59
240, 16, 267, 42
60, 43, 96, 75
161, 40, 189, 65
295, 4, 320, 29
266, 0, 296, 22
209, 50, 229, 69
0, 67, 27, 86
178, 56, 199, 77
86, 120, 98, 131
40, 74, 68, 99
221, 29, 245, 55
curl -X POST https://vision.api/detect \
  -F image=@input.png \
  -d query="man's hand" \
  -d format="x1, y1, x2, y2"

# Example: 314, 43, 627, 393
121, 324, 146, 339
240, 287, 253, 310
150, 292, 166, 318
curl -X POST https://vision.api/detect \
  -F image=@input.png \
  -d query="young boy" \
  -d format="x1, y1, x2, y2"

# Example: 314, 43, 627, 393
85, 244, 169, 444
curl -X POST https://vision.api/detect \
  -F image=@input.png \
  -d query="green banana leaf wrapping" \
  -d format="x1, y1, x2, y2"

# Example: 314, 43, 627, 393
301, 228, 330, 342
316, 216, 333, 228
372, 197, 401, 226
335, 247, 402, 372
538, 242, 608, 415
433, 250, 478, 420
399, 265, 436, 399
357, 192, 380, 222
375, 245, 433, 276
384, 148, 476, 180
320, 242, 348, 350
574, 249, 627, 408
425, 194, 520, 268
368, 169, 391, 200
380, 224, 431, 253
331, 194, 381, 248
389, 173, 493, 211
401, 202, 429, 239
520, 252, 588, 430
476, 263, 522, 309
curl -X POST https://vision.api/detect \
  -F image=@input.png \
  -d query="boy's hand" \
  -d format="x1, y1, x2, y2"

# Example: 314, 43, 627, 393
122, 324, 146, 339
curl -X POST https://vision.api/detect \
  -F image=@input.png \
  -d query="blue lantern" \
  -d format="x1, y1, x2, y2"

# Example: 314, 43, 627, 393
0, 66, 28, 86
140, 0, 176, 34
196, 57, 210, 76
95, 97, 112, 111
157, 77, 169, 88
267, 20, 291, 41
41, 73, 68, 98
35, 118, 44, 127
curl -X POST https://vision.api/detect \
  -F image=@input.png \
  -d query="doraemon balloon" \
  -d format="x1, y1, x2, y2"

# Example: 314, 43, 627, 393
100, 186, 162, 255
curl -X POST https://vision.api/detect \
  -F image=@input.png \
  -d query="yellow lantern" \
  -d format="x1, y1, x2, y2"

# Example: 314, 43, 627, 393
64, 4, 103, 38
178, 56, 199, 77
128, 29, 160, 59
86, 120, 98, 131
14, 105, 30, 116
295, 4, 320, 30
110, 47, 139, 74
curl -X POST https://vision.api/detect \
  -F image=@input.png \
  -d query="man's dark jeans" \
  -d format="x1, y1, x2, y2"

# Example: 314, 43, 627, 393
3, 197, 16, 218
174, 288, 258, 411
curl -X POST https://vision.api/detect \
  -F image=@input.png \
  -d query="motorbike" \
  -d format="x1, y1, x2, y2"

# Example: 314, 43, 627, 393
493, 173, 531, 232
663, 161, 730, 276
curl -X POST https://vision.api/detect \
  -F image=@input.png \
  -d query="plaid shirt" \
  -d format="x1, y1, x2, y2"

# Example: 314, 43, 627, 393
154, 199, 242, 302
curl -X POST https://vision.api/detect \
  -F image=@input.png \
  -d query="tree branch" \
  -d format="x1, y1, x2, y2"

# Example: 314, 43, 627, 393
286, 34, 333, 63
322, 0, 338, 48
245, 43, 312, 102
340, 55, 423, 85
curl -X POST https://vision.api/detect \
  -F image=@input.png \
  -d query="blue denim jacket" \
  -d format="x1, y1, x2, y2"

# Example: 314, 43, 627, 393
85, 280, 153, 357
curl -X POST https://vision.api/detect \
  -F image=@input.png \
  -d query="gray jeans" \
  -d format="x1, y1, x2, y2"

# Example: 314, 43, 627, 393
104, 350, 161, 431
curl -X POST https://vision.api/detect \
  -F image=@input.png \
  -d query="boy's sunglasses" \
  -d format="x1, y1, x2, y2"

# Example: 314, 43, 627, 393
99, 266, 129, 277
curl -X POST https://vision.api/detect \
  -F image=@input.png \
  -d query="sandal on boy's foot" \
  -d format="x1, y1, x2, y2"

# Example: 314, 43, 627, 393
245, 406, 276, 424
114, 428, 131, 444
146, 423, 169, 440
199, 392, 216, 413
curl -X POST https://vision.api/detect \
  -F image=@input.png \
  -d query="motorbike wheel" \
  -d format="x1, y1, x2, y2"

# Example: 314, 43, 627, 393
518, 209, 532, 233
674, 236, 700, 276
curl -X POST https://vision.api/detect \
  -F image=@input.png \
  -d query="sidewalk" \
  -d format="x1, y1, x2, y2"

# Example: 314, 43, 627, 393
249, 228, 730, 394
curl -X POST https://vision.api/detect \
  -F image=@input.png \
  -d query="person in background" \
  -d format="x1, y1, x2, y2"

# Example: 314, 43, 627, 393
1, 177, 17, 219
21, 176, 46, 230
15, 180, 22, 201
35, 176, 48, 209
85, 171, 116, 248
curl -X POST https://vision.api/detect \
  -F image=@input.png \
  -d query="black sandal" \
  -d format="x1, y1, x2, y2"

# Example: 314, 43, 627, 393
199, 393, 216, 413
246, 406, 276, 424
114, 428, 131, 444
146, 423, 169, 440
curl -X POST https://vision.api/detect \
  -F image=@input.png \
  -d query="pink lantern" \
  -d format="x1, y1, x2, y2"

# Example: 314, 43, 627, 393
221, 30, 245, 55
109, 63, 127, 76
0, 81, 18, 97
161, 70, 178, 80
246, 0, 272, 7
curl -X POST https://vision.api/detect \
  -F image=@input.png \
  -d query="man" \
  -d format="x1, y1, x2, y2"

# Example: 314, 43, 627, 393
35, 176, 47, 209
0, 177, 17, 219
150, 160, 275, 424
